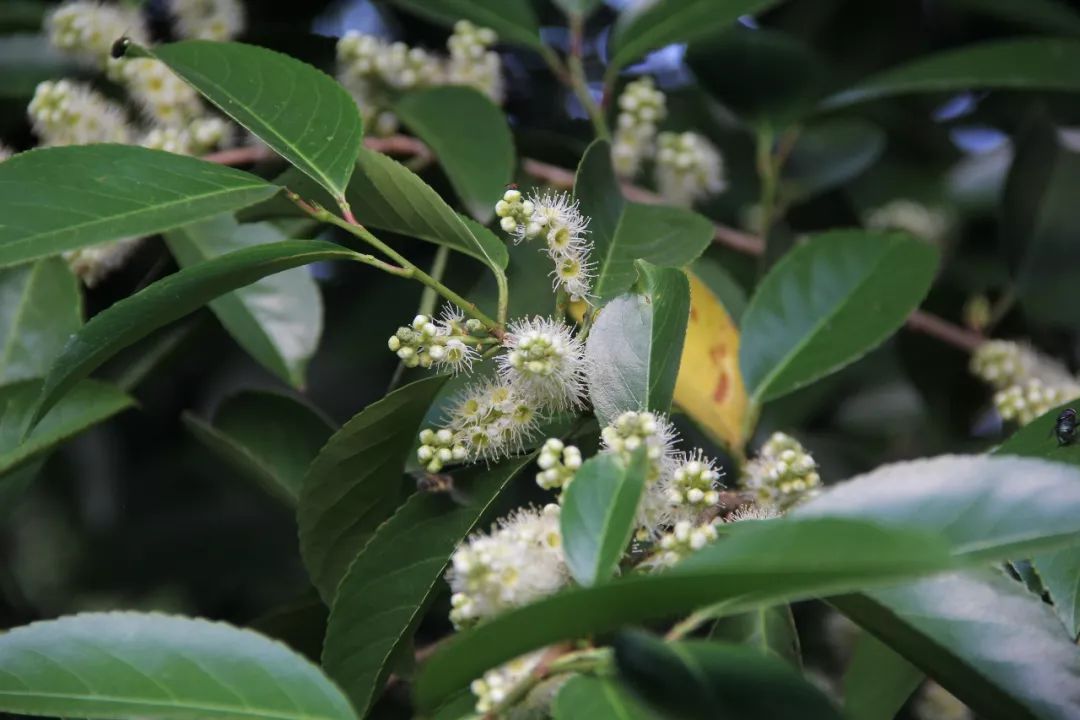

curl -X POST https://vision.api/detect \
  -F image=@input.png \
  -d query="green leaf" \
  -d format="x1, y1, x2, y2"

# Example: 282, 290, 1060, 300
136, 41, 363, 201
795, 454, 1080, 561
335, 149, 509, 272
575, 141, 714, 300
686, 28, 823, 129
608, 0, 788, 76
781, 119, 886, 204
0, 379, 132, 477
823, 38, 1080, 109
1001, 114, 1080, 327
165, 215, 323, 388
395, 87, 514, 222
553, 675, 656, 720
183, 390, 335, 506
389, 0, 543, 51
612, 631, 841, 720
834, 569, 1080, 720
709, 604, 801, 668
413, 518, 957, 710
561, 449, 648, 587
30, 240, 357, 432
993, 398, 1080, 468
323, 457, 531, 716
842, 631, 923, 720
0, 612, 357, 720
1029, 549, 1080, 639
584, 262, 690, 426
0, 145, 277, 269
298, 375, 450, 602
739, 229, 938, 403
0, 258, 81, 385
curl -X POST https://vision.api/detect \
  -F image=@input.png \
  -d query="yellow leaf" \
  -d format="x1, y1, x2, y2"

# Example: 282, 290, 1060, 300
674, 271, 748, 452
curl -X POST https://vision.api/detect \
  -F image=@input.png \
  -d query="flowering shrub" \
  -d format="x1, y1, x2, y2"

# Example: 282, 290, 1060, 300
0, 2, 1079, 720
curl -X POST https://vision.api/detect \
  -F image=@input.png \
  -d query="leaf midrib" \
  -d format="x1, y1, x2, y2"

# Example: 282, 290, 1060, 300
0, 688, 340, 720
749, 240, 900, 402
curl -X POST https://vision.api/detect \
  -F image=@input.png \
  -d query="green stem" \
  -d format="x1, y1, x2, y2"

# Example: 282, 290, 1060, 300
555, 287, 569, 322
567, 14, 610, 140
495, 268, 510, 327
291, 194, 501, 331
417, 246, 450, 318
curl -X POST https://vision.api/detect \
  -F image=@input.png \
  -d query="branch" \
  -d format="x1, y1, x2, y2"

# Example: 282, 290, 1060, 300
206, 138, 983, 352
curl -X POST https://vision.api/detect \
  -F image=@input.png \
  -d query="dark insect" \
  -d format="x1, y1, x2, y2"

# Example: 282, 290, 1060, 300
1054, 407, 1078, 447
110, 36, 130, 60
505, 182, 519, 190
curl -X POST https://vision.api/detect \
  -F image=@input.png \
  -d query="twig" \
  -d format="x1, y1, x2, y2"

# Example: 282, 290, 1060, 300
207, 138, 983, 352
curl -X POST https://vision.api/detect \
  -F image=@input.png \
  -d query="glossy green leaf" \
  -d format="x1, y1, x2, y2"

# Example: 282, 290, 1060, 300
561, 449, 647, 587
781, 119, 886, 203
0, 612, 357, 720
166, 215, 323, 388
834, 569, 1080, 720
389, 0, 543, 51
298, 375, 450, 601
0, 257, 81, 385
414, 518, 957, 710
323, 456, 531, 716
1029, 549, 1080, 639
824, 38, 1080, 109
183, 390, 335, 506
739, 230, 938, 403
135, 40, 363, 200
0, 379, 132, 478
608, 0, 787, 76
553, 675, 656, 720
585, 262, 690, 426
345, 149, 509, 271
30, 240, 357, 431
1001, 114, 1080, 327
574, 141, 714, 300
686, 28, 823, 129
613, 631, 841, 720
395, 87, 514, 222
0, 144, 276, 268
795, 454, 1080, 561
709, 604, 801, 668
842, 631, 923, 720
993, 398, 1080, 468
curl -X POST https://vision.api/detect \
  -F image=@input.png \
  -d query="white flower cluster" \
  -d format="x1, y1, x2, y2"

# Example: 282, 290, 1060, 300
46, 0, 147, 67
612, 76, 666, 179
970, 340, 1080, 426
470, 649, 547, 715
655, 131, 727, 208
113, 57, 204, 127
740, 432, 821, 513
141, 116, 230, 155
601, 410, 725, 534
864, 199, 950, 245
445, 20, 503, 102
644, 520, 719, 569
995, 379, 1077, 426
447, 504, 567, 627
167, 0, 246, 41
414, 317, 587, 469
388, 306, 487, 374
495, 189, 595, 301
337, 20, 503, 137
497, 316, 589, 411
723, 504, 780, 523
28, 80, 132, 146
535, 438, 582, 491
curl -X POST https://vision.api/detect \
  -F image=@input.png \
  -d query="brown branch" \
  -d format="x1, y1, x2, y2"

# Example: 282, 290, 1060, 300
206, 137, 984, 352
